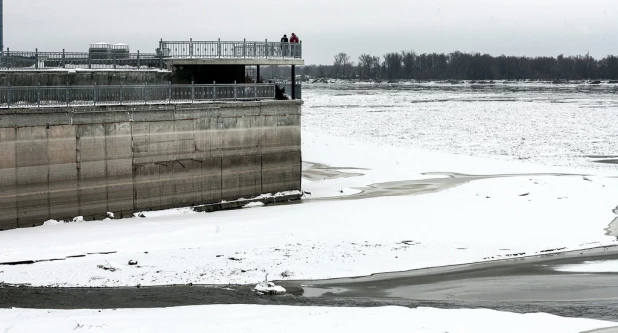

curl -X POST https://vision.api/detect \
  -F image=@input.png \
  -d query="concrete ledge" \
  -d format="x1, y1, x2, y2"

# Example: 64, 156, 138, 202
0, 100, 302, 114
0, 70, 171, 86
0, 100, 303, 127
192, 191, 302, 213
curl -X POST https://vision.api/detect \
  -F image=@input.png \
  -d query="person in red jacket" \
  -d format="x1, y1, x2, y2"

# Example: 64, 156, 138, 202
289, 33, 300, 57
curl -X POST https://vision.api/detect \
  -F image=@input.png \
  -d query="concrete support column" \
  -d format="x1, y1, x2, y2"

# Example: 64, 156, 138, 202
291, 65, 296, 100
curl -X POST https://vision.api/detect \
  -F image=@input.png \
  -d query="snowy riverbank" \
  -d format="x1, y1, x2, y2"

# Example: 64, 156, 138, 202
0, 130, 616, 287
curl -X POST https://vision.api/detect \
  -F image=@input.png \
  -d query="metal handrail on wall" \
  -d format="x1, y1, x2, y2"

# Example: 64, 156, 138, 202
160, 39, 303, 59
0, 83, 276, 108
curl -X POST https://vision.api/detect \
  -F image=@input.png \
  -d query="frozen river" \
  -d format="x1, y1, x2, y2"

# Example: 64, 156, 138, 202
303, 82, 618, 173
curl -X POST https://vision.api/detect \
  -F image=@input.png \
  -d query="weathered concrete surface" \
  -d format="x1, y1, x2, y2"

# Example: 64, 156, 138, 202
0, 101, 301, 230
0, 70, 171, 86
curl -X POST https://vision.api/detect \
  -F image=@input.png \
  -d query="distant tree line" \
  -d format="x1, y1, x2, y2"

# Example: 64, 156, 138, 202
303, 51, 618, 81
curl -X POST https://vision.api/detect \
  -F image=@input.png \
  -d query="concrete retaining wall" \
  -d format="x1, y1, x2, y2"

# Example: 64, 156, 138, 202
0, 101, 301, 230
0, 70, 171, 86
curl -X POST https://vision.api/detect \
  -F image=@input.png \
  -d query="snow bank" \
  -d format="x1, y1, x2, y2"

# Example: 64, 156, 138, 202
0, 305, 615, 333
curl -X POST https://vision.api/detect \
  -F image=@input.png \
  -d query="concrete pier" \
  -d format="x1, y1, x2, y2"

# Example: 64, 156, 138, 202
0, 101, 301, 230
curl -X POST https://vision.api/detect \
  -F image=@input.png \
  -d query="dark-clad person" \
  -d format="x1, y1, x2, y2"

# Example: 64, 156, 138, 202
280, 34, 289, 56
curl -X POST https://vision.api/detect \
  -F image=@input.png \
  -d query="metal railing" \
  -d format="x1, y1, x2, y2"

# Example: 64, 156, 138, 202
160, 39, 302, 59
0, 49, 161, 70
0, 39, 303, 70
0, 83, 276, 108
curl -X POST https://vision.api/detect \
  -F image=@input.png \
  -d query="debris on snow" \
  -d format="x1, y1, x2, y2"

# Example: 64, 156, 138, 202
243, 202, 265, 208
254, 274, 286, 295
43, 220, 64, 226
97, 261, 117, 272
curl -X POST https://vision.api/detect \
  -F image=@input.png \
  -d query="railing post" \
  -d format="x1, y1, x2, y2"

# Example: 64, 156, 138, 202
35, 48, 39, 70
233, 81, 237, 100
88, 51, 92, 69
120, 82, 123, 105
37, 82, 41, 107
218, 38, 221, 58
168, 81, 171, 104
189, 38, 193, 57
144, 83, 148, 105
66, 82, 70, 107
213, 81, 216, 101
113, 53, 117, 70
93, 82, 97, 106
159, 39, 164, 69
137, 50, 141, 70
265, 39, 268, 58
62, 49, 66, 69
191, 80, 195, 103
7, 83, 11, 108
243, 38, 246, 58
6, 48, 10, 69
254, 82, 257, 99
291, 65, 296, 100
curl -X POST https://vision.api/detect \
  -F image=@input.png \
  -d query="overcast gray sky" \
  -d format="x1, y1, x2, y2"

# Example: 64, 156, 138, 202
5, 0, 618, 64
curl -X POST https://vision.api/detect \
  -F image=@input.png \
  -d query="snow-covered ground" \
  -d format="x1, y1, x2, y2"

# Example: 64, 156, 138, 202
0, 129, 617, 287
0, 305, 616, 333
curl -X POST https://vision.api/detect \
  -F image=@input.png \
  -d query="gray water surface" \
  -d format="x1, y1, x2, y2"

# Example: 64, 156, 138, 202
2, 248, 618, 322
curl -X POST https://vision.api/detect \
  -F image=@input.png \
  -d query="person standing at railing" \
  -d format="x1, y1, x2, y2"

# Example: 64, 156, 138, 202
280, 34, 289, 57
290, 33, 300, 58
